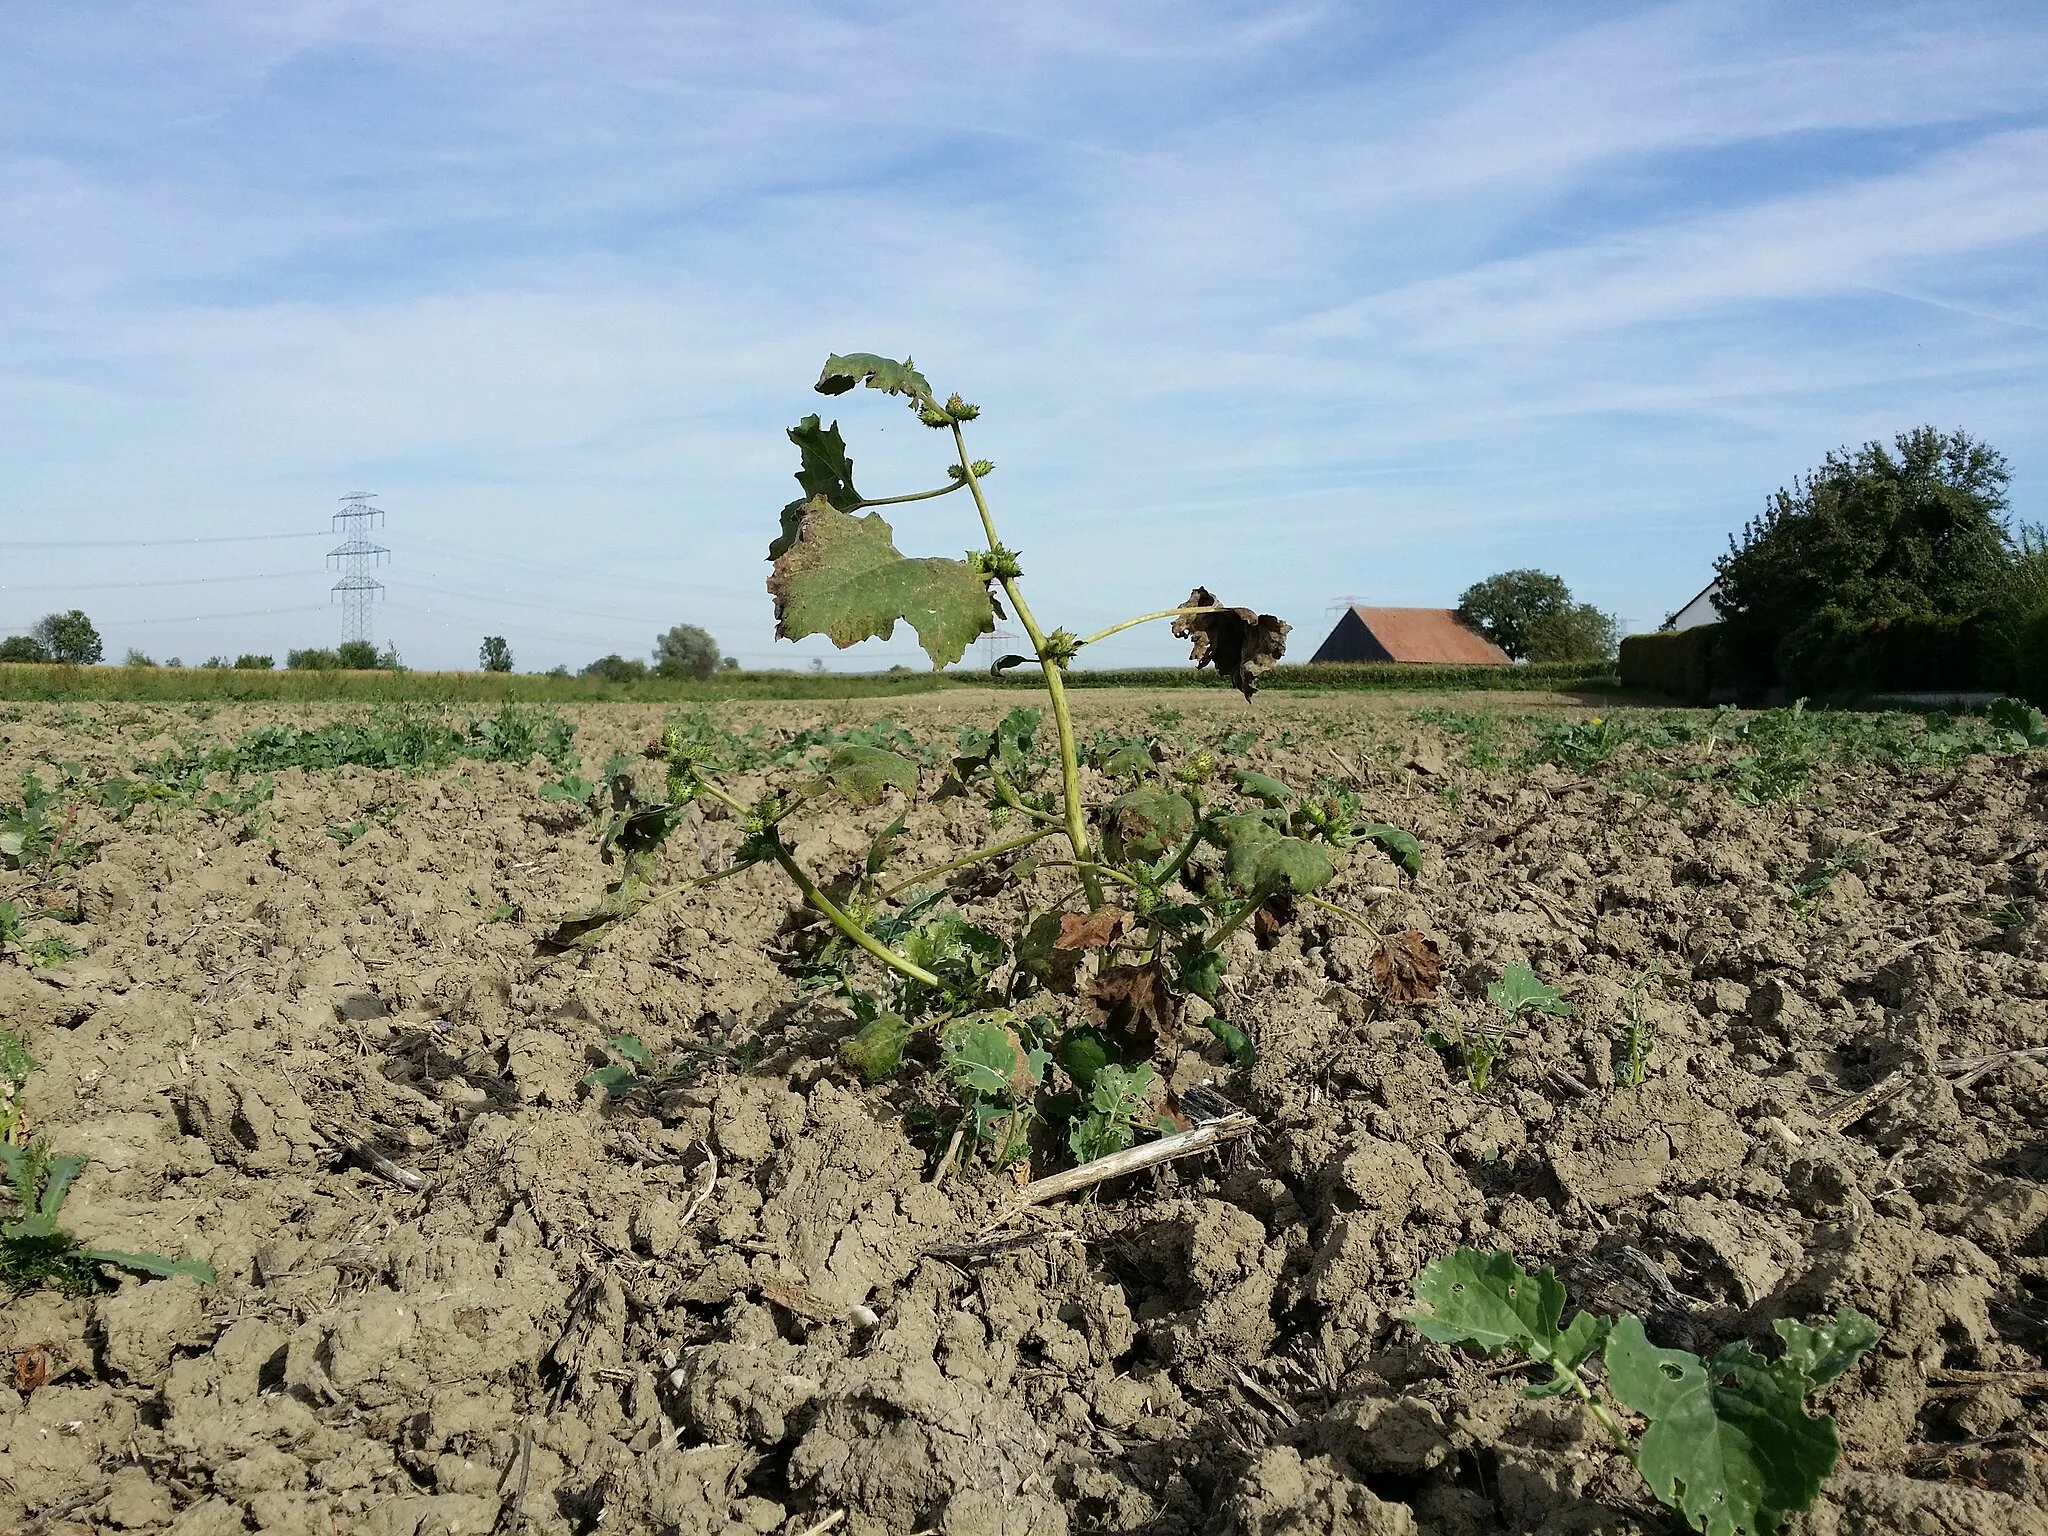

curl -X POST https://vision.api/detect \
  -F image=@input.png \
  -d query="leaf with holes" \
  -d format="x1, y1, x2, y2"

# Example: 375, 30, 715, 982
768, 498, 994, 670
1489, 963, 1571, 1018
1607, 1316, 1853, 1536
1771, 1309, 1880, 1389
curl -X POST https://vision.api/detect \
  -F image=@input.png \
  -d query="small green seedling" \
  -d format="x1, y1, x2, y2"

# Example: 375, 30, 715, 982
1068, 1062, 1162, 1166
1, 1032, 36, 1145
0, 899, 23, 951
1429, 963, 1570, 1094
1, 1140, 217, 1293
1783, 846, 1868, 918
938, 1013, 1049, 1170
1615, 967, 1675, 1088
1408, 1248, 1878, 1536
25, 934, 79, 969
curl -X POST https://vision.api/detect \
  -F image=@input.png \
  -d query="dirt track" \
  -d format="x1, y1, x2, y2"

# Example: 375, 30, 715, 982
2, 691, 2046, 1536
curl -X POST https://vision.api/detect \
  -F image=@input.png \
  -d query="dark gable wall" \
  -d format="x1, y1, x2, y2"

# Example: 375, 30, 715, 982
1308, 610, 1394, 664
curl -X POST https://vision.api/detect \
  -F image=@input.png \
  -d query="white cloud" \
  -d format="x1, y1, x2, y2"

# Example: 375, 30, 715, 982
2, 1, 2045, 668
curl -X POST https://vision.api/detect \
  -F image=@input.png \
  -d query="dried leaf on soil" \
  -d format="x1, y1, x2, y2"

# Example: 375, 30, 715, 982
1083, 961, 1174, 1058
1371, 929, 1443, 1002
1172, 586, 1290, 699
767, 496, 995, 670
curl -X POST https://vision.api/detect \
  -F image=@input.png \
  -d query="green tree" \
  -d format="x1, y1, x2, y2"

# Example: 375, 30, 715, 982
287, 648, 337, 670
479, 636, 513, 673
336, 640, 379, 669
0, 636, 50, 663
1715, 427, 2012, 691
582, 654, 648, 683
1455, 571, 1573, 660
234, 654, 274, 670
1526, 604, 1619, 664
122, 649, 157, 668
654, 623, 721, 681
31, 611, 102, 666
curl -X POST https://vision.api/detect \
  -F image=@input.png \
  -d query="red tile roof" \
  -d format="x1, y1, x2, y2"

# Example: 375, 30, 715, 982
1345, 608, 1511, 664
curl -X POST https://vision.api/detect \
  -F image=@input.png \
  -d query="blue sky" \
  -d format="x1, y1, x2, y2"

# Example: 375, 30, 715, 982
4, 1, 2046, 671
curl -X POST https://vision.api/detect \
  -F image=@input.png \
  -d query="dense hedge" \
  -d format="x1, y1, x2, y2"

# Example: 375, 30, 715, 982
996, 661, 1617, 692
1618, 629, 1723, 704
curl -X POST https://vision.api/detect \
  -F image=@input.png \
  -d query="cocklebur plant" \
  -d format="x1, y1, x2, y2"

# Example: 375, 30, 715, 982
556, 354, 1420, 1174
1408, 1249, 1879, 1536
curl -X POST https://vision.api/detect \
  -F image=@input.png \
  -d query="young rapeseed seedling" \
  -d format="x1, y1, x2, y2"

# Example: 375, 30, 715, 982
1429, 963, 1570, 1094
1409, 1248, 1878, 1536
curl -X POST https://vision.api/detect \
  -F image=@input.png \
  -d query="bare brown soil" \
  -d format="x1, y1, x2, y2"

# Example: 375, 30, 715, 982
2, 691, 2045, 1536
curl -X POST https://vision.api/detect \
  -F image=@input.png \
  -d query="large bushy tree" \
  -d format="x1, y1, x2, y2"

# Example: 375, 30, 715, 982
0, 635, 50, 663
1714, 427, 2011, 690
31, 610, 102, 665
479, 636, 513, 673
1455, 570, 1615, 663
654, 623, 721, 681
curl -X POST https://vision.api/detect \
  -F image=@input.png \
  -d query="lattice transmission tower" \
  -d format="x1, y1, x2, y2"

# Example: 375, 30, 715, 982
328, 493, 389, 645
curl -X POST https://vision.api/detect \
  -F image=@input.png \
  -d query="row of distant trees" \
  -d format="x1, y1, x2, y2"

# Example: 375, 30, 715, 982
1, 610, 739, 678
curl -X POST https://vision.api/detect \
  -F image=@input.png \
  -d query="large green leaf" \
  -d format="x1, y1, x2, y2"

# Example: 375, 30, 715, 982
814, 744, 919, 806
1215, 813, 1333, 895
1360, 821, 1424, 877
1607, 1317, 1843, 1536
1102, 789, 1195, 863
815, 353, 934, 406
942, 1015, 1024, 1101
1409, 1247, 1586, 1361
768, 498, 994, 670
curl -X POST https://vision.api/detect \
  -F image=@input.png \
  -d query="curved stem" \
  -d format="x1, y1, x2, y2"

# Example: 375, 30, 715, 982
1300, 891, 1383, 940
771, 844, 944, 990
988, 771, 1061, 825
1204, 882, 1275, 951
690, 768, 942, 988
883, 825, 1056, 897
1076, 606, 1226, 649
1553, 1366, 1636, 1457
857, 480, 970, 509
951, 422, 1102, 909
1151, 816, 1208, 888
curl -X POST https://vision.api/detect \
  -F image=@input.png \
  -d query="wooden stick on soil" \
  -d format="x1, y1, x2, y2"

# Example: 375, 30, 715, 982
1007, 1112, 1257, 1207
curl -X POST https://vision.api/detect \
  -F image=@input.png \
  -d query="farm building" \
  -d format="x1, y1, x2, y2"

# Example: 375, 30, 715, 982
1308, 606, 1512, 665
1665, 578, 1722, 631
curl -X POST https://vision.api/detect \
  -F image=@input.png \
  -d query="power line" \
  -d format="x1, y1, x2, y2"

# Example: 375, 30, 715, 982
0, 603, 330, 629
0, 531, 329, 550
0, 570, 317, 594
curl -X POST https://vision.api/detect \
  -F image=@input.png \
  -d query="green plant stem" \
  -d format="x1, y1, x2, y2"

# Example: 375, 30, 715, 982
1076, 606, 1225, 649
1552, 1366, 1636, 1456
856, 480, 970, 509
1152, 818, 1207, 888
1204, 883, 1275, 951
770, 844, 945, 991
1300, 891, 1383, 939
690, 770, 944, 990
882, 825, 1057, 897
952, 423, 1102, 909
988, 770, 1061, 825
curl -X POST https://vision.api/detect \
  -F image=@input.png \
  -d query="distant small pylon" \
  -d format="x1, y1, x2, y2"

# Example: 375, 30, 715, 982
328, 493, 389, 645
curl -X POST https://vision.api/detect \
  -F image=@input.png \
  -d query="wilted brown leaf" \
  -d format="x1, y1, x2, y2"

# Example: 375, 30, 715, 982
1252, 893, 1296, 948
1173, 586, 1291, 700
1370, 929, 1443, 1003
1048, 908, 1126, 991
1083, 960, 1174, 1058
11, 1349, 52, 1395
